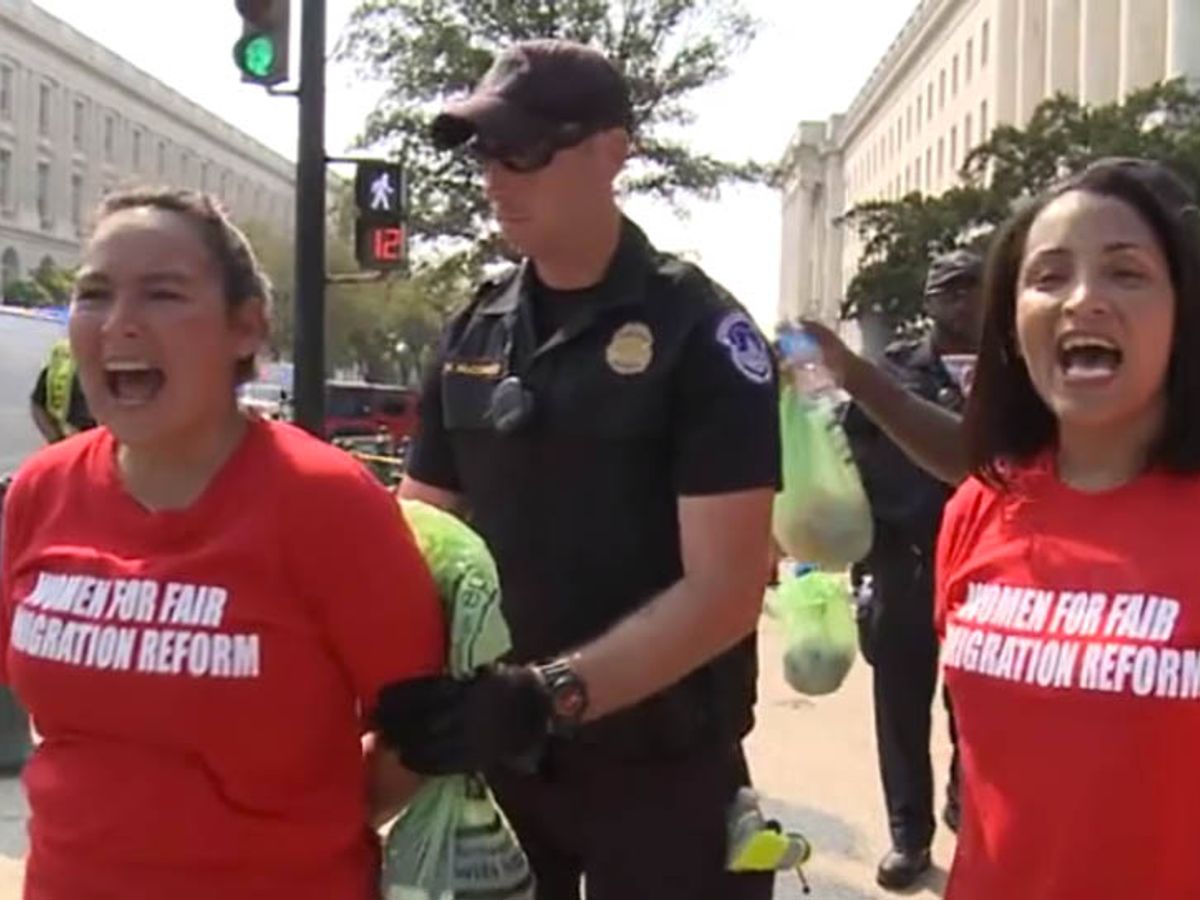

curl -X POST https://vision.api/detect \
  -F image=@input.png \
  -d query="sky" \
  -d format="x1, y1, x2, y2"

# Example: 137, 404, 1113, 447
31, 0, 920, 329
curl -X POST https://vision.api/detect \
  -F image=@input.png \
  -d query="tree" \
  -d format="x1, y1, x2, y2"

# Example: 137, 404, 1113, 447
240, 214, 472, 382
3, 261, 76, 309
338, 0, 766, 251
841, 80, 1200, 334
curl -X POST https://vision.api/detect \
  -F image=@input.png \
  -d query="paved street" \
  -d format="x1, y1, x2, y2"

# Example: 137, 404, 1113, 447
0, 309, 64, 475
0, 611, 953, 899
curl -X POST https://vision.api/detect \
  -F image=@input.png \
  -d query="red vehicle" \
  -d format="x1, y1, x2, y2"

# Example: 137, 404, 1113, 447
324, 381, 419, 448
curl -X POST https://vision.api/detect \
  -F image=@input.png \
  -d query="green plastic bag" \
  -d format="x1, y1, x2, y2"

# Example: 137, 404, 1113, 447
381, 500, 535, 900
772, 387, 873, 570
771, 569, 857, 696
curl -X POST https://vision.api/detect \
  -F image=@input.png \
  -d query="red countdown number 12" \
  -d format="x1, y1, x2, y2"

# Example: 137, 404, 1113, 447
373, 227, 404, 261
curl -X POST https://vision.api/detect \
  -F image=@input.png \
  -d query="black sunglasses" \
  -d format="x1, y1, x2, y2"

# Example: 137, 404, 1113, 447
464, 122, 599, 174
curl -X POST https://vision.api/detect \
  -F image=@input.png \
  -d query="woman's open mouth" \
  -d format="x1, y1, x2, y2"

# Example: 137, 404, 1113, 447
104, 361, 166, 407
1056, 334, 1123, 384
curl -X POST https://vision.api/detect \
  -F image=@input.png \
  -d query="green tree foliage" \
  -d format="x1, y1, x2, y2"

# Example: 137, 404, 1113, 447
841, 80, 1200, 333
239, 215, 471, 383
3, 260, 77, 309
338, 0, 766, 249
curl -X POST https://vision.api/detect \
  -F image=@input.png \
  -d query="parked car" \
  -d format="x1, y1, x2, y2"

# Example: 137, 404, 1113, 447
324, 381, 419, 448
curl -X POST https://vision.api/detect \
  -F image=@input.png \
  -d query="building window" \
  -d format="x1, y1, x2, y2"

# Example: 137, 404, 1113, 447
981, 100, 989, 140
71, 173, 83, 234
938, 138, 945, 180
907, 105, 913, 139
926, 148, 933, 186
917, 96, 923, 129
132, 129, 142, 170
951, 125, 958, 170
953, 56, 960, 95
927, 83, 934, 120
1, 247, 18, 292
939, 70, 946, 109
0, 148, 9, 208
36, 161, 51, 228
965, 113, 973, 150
72, 98, 85, 150
38, 83, 51, 137
982, 21, 990, 67
103, 114, 114, 161
157, 140, 166, 175
0, 65, 12, 122
966, 38, 974, 82
915, 157, 922, 190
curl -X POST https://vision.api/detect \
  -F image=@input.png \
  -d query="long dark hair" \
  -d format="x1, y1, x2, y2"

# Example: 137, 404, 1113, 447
964, 158, 1200, 486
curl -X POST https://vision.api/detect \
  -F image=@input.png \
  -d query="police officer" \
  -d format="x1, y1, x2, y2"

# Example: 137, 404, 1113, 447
29, 338, 95, 443
841, 250, 984, 889
378, 39, 780, 900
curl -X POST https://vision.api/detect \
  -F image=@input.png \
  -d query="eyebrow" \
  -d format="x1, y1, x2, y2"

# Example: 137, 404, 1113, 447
75, 270, 191, 284
141, 271, 191, 284
1026, 241, 1150, 261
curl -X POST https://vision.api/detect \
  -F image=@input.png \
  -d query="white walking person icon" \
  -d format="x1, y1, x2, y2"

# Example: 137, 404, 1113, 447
370, 171, 396, 212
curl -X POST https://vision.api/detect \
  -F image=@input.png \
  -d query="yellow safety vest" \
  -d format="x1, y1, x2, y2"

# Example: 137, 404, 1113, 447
44, 340, 77, 435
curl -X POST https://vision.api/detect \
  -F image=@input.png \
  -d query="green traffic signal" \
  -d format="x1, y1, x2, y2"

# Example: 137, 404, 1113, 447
235, 34, 277, 79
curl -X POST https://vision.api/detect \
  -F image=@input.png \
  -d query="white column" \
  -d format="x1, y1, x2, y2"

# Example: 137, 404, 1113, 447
1018, 0, 1049, 123
995, 0, 1022, 126
824, 152, 846, 325
1120, 0, 1167, 98
1046, 0, 1081, 96
778, 175, 812, 323
1080, 0, 1121, 105
1167, 0, 1200, 84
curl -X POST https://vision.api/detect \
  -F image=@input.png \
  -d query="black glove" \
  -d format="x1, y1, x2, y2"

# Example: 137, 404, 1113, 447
374, 665, 552, 775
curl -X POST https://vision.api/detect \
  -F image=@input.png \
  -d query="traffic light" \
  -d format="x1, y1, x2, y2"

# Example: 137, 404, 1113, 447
233, 0, 290, 86
353, 160, 407, 271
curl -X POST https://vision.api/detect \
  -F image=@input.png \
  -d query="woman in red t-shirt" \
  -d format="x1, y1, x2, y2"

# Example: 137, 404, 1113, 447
0, 189, 445, 900
937, 157, 1200, 899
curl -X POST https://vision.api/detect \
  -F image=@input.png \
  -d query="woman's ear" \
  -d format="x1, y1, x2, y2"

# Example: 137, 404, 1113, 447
232, 295, 269, 362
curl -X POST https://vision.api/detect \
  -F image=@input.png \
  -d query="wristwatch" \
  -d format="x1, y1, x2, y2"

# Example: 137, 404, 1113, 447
533, 658, 589, 735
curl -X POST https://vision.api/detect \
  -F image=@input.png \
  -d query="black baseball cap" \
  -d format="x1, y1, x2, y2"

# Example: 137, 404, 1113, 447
925, 249, 984, 295
430, 39, 634, 152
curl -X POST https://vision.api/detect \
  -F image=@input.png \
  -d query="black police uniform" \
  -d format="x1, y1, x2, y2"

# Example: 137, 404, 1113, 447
406, 217, 779, 900
843, 335, 962, 855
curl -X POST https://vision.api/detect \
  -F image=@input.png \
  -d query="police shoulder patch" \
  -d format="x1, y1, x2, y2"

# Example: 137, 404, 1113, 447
716, 312, 773, 385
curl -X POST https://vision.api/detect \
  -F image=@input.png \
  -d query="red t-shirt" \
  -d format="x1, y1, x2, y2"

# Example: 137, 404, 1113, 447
936, 459, 1200, 900
0, 419, 445, 900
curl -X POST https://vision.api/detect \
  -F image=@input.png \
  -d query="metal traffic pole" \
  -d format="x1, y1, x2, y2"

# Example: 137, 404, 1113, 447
291, 0, 326, 435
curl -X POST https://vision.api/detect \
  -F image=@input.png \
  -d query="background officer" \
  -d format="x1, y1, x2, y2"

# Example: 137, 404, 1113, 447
380, 39, 780, 900
29, 338, 95, 443
842, 249, 984, 890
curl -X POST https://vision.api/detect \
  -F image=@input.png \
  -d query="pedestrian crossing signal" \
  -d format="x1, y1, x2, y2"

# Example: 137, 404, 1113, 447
356, 222, 406, 271
354, 161, 405, 220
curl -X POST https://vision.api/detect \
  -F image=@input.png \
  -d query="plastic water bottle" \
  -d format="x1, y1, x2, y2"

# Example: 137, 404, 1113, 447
777, 325, 837, 403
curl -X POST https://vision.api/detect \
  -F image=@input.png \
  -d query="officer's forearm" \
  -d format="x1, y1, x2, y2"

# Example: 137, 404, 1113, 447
842, 354, 967, 485
569, 578, 760, 721
569, 491, 772, 721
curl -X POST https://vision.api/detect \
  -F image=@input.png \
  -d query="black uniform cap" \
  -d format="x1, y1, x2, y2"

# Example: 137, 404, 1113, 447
430, 39, 634, 151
